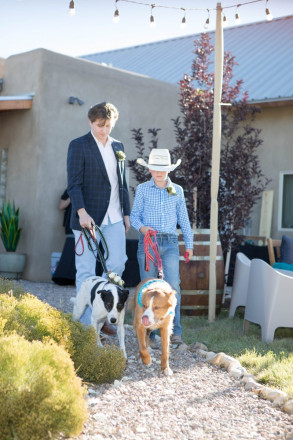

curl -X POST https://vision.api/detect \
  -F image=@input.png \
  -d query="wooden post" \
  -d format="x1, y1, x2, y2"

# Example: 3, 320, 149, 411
192, 187, 197, 229
209, 3, 223, 322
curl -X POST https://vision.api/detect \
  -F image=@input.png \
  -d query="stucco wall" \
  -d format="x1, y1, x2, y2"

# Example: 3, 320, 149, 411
248, 105, 293, 240
0, 49, 180, 281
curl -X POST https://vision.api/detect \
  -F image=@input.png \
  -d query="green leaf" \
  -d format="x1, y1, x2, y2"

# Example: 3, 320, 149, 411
0, 200, 22, 251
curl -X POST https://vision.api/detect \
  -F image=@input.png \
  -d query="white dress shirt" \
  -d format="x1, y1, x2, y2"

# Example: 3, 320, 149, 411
92, 133, 123, 225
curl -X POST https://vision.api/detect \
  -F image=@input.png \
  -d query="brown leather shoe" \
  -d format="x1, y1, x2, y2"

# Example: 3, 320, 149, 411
101, 322, 117, 336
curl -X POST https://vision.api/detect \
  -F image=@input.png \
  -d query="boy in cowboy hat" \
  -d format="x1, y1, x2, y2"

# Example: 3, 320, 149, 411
130, 149, 193, 348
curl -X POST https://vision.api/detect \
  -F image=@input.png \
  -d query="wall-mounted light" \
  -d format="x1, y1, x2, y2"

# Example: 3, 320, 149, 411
68, 96, 84, 105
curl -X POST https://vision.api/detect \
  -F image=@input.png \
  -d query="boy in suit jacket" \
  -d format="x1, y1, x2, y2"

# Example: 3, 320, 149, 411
67, 102, 130, 332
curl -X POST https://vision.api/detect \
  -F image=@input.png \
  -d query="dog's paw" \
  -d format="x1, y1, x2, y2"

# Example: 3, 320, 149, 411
140, 355, 152, 367
97, 340, 104, 349
162, 367, 173, 376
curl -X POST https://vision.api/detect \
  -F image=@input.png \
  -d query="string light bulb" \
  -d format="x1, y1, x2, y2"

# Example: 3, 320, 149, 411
150, 4, 156, 28
223, 14, 228, 26
235, 5, 241, 24
181, 8, 186, 28
204, 9, 210, 30
113, 1, 120, 23
265, 0, 273, 21
69, 0, 75, 16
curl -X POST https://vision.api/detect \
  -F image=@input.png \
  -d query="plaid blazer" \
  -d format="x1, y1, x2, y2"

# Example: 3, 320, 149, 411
67, 131, 130, 231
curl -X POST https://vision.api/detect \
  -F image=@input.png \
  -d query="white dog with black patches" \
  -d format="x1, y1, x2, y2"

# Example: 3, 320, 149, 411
71, 276, 129, 358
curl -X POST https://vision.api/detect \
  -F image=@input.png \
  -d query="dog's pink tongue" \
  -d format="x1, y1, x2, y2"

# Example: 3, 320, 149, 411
142, 316, 151, 327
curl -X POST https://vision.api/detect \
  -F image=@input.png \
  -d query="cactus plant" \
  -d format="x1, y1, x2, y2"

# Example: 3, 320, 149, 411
0, 201, 22, 252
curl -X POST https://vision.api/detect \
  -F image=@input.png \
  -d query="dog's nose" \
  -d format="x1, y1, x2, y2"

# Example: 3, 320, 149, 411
110, 317, 117, 324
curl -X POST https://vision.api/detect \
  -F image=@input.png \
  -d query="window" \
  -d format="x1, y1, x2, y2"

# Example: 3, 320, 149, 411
279, 172, 293, 230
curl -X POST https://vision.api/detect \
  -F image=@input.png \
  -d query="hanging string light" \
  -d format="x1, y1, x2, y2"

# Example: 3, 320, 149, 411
150, 4, 156, 28
113, 0, 120, 23
223, 12, 228, 26
69, 0, 75, 16
66, 0, 272, 29
180, 8, 186, 28
204, 9, 210, 30
235, 4, 241, 24
265, 0, 273, 21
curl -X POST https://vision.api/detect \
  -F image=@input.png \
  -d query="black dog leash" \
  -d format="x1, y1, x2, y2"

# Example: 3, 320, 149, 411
82, 225, 109, 274
78, 224, 125, 287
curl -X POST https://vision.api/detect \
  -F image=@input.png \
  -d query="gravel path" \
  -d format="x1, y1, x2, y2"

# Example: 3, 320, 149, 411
14, 280, 293, 440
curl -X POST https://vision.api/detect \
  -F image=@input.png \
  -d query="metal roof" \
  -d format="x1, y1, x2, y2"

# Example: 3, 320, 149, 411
81, 16, 293, 102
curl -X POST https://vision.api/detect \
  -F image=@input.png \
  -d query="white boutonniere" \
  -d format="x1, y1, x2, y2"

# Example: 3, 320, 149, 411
116, 151, 126, 162
107, 270, 125, 287
167, 185, 177, 196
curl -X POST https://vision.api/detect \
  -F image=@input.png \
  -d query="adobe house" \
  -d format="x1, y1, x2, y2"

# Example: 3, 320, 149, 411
0, 16, 292, 281
0, 49, 180, 281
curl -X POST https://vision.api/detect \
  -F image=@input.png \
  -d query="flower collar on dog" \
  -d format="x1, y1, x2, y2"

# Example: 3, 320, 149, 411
107, 270, 125, 287
137, 279, 174, 315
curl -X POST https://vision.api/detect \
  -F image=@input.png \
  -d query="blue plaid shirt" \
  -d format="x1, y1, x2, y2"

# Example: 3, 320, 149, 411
130, 177, 193, 249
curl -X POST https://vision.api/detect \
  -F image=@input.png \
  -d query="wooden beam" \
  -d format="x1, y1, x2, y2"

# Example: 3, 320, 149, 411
0, 99, 33, 111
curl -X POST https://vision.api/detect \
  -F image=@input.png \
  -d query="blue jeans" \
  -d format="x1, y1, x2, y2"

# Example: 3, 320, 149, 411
73, 219, 127, 325
137, 232, 182, 337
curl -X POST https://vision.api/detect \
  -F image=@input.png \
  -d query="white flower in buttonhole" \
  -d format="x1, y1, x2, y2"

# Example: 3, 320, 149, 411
116, 151, 126, 162
167, 185, 177, 196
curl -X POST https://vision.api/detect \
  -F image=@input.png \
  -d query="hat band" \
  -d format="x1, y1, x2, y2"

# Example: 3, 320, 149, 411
149, 162, 170, 166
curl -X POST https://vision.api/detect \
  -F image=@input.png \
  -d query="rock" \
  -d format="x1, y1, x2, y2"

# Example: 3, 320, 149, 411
189, 342, 208, 352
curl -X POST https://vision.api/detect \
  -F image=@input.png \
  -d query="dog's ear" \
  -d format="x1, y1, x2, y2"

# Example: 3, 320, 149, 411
164, 288, 177, 297
119, 288, 129, 303
165, 289, 177, 307
100, 289, 109, 302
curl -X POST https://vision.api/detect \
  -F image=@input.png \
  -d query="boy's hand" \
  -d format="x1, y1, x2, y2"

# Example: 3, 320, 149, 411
124, 215, 131, 233
139, 226, 154, 235
78, 208, 95, 229
184, 249, 193, 263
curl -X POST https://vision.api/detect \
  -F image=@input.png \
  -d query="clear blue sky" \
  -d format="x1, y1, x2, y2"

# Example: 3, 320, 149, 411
1, 0, 292, 59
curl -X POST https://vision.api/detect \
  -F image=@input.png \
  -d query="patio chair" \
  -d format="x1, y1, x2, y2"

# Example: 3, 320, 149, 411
267, 238, 281, 266
229, 252, 251, 318
243, 258, 293, 343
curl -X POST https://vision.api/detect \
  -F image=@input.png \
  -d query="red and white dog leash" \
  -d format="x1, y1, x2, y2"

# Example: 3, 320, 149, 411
143, 230, 164, 279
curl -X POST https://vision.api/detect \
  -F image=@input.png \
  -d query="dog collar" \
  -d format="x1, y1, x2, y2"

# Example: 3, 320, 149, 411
137, 279, 167, 308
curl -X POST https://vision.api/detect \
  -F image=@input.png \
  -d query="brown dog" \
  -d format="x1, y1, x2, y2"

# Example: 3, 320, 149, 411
133, 278, 177, 376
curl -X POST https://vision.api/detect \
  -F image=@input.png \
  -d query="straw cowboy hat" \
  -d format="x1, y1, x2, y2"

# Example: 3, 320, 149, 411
137, 149, 181, 172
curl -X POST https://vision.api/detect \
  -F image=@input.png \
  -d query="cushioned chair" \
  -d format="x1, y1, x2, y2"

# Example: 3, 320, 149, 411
243, 258, 293, 343
229, 252, 251, 318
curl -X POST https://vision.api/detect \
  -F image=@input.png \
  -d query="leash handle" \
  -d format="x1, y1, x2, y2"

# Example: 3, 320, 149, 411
143, 230, 164, 279
75, 233, 84, 256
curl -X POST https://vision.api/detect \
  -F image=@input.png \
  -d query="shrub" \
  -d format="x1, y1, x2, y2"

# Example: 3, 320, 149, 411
1, 293, 74, 354
0, 292, 126, 384
0, 277, 27, 298
0, 334, 87, 440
